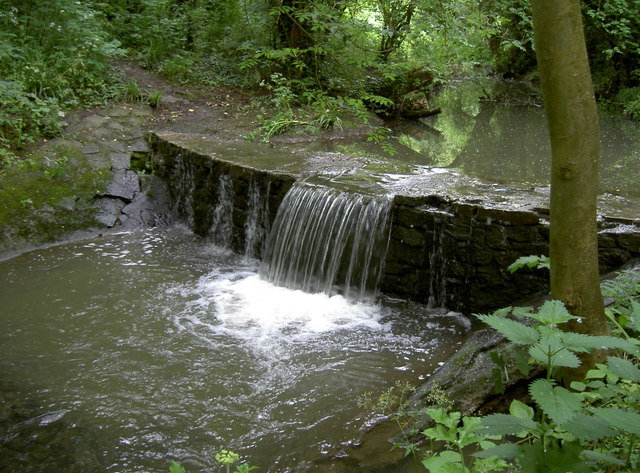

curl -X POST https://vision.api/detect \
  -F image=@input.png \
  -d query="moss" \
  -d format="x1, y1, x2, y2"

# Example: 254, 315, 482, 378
0, 147, 110, 252
450, 344, 480, 368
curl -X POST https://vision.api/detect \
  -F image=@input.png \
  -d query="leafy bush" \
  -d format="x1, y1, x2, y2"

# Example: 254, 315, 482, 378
0, 0, 123, 149
0, 81, 65, 149
363, 268, 640, 473
472, 300, 639, 473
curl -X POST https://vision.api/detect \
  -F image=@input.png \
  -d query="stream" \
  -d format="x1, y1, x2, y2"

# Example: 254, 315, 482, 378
0, 227, 469, 472
2, 78, 638, 473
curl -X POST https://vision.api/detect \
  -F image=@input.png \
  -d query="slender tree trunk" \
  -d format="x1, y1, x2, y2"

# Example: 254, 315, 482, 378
531, 0, 608, 376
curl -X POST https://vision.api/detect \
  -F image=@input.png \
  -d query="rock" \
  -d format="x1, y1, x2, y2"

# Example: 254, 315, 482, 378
93, 197, 125, 227
128, 139, 151, 154
103, 170, 139, 201
83, 150, 111, 168
109, 152, 131, 170
83, 113, 109, 130
81, 143, 101, 155
120, 176, 174, 228
103, 140, 126, 153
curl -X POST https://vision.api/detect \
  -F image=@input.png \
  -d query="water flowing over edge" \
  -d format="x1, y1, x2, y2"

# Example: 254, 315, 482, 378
259, 183, 392, 303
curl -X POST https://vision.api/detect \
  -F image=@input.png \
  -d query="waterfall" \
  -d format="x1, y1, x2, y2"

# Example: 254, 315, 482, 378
244, 180, 271, 260
260, 183, 392, 302
209, 174, 234, 248
426, 210, 453, 308
172, 153, 195, 228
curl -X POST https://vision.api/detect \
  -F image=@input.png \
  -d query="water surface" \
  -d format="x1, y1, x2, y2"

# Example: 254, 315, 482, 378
0, 228, 469, 472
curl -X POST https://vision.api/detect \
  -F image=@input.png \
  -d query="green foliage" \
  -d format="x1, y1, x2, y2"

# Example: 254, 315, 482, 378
614, 87, 640, 120
169, 461, 185, 473
421, 408, 509, 473
416, 272, 640, 473
0, 0, 123, 149
476, 301, 638, 377
508, 255, 550, 273
472, 293, 640, 472
123, 80, 142, 103
147, 90, 163, 109
484, 0, 536, 78
169, 449, 257, 473
244, 72, 396, 147
358, 380, 424, 458
582, 0, 640, 97
214, 449, 257, 473
602, 270, 640, 339
0, 81, 66, 149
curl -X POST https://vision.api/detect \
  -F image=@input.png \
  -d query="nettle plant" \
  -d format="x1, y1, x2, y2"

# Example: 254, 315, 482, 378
421, 297, 640, 473
473, 301, 640, 472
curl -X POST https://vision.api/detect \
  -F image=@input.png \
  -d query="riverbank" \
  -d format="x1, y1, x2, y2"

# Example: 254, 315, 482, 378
0, 63, 257, 258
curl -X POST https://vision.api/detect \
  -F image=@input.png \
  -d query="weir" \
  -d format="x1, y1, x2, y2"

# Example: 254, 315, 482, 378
260, 182, 392, 302
147, 131, 640, 313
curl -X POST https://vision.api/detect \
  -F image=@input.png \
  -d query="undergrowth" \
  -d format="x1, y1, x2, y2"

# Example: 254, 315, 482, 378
359, 268, 640, 473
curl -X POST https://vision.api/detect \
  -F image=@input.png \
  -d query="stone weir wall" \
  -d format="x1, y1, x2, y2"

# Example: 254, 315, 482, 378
148, 133, 640, 314
148, 134, 296, 258
382, 196, 640, 312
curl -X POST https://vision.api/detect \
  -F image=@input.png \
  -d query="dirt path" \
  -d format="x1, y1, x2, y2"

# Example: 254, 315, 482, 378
114, 61, 259, 140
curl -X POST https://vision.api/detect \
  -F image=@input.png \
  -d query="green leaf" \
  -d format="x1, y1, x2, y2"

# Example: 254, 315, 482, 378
480, 413, 539, 436
490, 351, 505, 368
581, 450, 625, 466
508, 255, 549, 273
457, 418, 485, 447
529, 379, 582, 425
512, 349, 531, 376
491, 367, 504, 394
169, 461, 186, 473
426, 408, 460, 428
512, 306, 534, 319
606, 356, 640, 381
585, 369, 606, 379
509, 399, 534, 420
421, 450, 463, 473
474, 442, 522, 459
422, 424, 457, 443
533, 300, 576, 325
591, 407, 640, 435
563, 413, 616, 441
630, 299, 640, 329
570, 381, 586, 391
518, 441, 591, 473
529, 332, 581, 368
475, 313, 539, 345
562, 333, 639, 355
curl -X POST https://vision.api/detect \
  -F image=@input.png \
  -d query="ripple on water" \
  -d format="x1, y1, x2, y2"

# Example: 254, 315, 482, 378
0, 228, 471, 472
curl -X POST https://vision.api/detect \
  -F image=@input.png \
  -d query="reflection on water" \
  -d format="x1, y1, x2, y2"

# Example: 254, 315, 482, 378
286, 79, 639, 202
0, 228, 469, 472
396, 79, 640, 197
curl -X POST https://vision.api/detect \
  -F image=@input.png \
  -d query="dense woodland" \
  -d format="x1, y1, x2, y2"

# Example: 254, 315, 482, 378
1, 2, 640, 472
1, 0, 640, 155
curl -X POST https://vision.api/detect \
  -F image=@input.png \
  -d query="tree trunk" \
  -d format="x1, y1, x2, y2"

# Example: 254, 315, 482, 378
531, 0, 608, 377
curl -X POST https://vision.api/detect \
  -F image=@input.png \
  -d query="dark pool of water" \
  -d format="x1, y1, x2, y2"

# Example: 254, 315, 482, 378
0, 227, 470, 473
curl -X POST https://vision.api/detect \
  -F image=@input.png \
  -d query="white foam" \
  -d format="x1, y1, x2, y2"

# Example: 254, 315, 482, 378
185, 271, 386, 341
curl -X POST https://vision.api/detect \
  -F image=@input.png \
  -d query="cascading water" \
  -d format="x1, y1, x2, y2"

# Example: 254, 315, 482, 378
243, 179, 271, 260
209, 174, 234, 248
0, 228, 471, 473
260, 182, 392, 303
171, 153, 196, 228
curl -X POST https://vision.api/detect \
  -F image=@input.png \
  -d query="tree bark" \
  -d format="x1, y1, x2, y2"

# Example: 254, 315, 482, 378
531, 0, 608, 376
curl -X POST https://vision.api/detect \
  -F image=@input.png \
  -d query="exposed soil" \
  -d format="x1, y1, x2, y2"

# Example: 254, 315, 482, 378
110, 61, 262, 140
